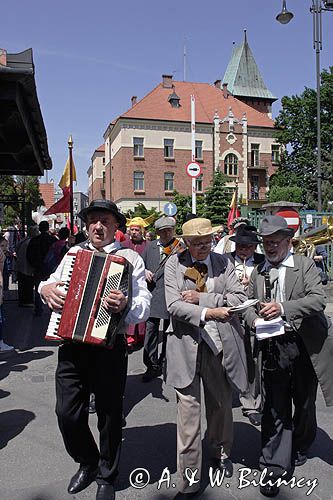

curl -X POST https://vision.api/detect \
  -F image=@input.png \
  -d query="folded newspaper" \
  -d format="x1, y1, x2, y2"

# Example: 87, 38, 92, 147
228, 299, 259, 313
255, 317, 285, 340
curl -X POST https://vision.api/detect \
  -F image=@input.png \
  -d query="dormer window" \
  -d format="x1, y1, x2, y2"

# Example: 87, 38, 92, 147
168, 91, 180, 108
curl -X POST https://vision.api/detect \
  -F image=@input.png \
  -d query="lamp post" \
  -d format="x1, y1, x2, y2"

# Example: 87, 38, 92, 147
276, 0, 333, 212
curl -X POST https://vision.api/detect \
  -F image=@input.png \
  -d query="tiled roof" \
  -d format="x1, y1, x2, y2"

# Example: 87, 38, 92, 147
119, 80, 274, 128
39, 182, 55, 209
222, 32, 277, 101
95, 144, 105, 152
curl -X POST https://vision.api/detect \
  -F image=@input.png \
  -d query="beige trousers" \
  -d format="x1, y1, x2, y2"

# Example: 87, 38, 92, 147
175, 342, 233, 493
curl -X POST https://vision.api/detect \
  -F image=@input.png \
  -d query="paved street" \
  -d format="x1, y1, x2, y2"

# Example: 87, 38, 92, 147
0, 296, 332, 500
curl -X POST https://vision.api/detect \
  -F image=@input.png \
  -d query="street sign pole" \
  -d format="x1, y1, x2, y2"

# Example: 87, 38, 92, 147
191, 95, 196, 214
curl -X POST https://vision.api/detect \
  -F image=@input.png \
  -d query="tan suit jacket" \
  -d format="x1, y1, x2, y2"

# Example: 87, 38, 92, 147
164, 250, 248, 391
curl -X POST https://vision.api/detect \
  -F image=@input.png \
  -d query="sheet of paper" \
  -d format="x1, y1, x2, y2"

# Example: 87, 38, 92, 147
228, 299, 259, 313
255, 316, 285, 340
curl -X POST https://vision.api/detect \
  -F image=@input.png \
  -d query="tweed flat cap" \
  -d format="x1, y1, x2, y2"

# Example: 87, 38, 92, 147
154, 216, 176, 231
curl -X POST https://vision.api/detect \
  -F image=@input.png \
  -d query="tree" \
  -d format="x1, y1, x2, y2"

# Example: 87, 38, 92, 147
267, 168, 305, 204
202, 170, 231, 226
274, 66, 333, 209
0, 175, 43, 226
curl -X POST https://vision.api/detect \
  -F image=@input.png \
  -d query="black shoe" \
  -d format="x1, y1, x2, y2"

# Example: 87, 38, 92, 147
67, 465, 98, 494
248, 412, 262, 426
96, 484, 115, 500
260, 484, 279, 497
293, 450, 307, 467
214, 458, 233, 478
142, 367, 162, 382
89, 394, 96, 414
173, 492, 198, 499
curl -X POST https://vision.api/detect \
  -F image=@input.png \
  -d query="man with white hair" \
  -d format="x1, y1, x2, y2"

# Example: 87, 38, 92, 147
164, 217, 248, 497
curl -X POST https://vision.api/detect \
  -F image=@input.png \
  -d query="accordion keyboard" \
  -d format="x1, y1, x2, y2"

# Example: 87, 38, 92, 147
44, 252, 77, 341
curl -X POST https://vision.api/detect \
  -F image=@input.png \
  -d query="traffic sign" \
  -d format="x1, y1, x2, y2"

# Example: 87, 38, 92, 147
276, 208, 300, 232
163, 202, 177, 216
186, 161, 202, 178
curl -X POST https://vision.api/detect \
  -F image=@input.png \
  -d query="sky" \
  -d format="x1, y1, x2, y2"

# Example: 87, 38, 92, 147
2, 0, 333, 193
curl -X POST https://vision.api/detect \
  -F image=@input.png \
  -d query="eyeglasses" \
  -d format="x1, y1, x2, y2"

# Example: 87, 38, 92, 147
189, 239, 212, 249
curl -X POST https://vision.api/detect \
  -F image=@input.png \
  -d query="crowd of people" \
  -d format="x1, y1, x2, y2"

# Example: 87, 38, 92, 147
1, 200, 332, 500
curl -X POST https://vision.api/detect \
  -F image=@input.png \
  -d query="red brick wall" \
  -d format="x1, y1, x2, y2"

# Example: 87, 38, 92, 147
110, 147, 214, 202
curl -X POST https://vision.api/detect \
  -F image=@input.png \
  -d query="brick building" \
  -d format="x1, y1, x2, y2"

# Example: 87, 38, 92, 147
87, 144, 105, 202
89, 33, 280, 212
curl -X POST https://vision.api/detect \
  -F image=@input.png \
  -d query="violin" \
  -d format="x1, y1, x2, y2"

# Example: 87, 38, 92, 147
162, 238, 181, 255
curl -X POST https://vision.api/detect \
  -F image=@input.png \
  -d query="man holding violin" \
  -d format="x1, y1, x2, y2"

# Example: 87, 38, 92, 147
142, 216, 178, 382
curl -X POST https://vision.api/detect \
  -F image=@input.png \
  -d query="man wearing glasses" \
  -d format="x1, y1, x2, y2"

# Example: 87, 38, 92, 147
164, 218, 248, 498
244, 215, 333, 497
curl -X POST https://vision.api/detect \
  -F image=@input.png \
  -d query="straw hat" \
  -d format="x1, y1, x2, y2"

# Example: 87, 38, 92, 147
181, 218, 222, 238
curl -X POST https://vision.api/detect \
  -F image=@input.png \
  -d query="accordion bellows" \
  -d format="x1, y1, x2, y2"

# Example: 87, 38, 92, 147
45, 249, 129, 347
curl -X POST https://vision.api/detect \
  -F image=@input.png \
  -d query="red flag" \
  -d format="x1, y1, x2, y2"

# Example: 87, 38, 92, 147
227, 191, 240, 231
45, 187, 70, 215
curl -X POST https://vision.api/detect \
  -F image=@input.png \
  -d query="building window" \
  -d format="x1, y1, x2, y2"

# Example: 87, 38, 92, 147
195, 140, 203, 160
251, 144, 260, 166
224, 153, 238, 176
133, 137, 144, 157
271, 144, 280, 164
250, 175, 259, 200
133, 171, 144, 191
102, 156, 105, 165
196, 174, 203, 192
164, 138, 174, 158
164, 172, 174, 191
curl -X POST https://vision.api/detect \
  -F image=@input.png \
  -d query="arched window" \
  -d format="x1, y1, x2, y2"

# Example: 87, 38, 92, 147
224, 153, 238, 176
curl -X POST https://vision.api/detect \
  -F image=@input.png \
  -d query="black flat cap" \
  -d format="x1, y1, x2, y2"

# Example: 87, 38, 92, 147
78, 199, 126, 227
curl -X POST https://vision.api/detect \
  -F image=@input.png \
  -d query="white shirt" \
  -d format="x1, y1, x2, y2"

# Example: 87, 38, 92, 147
38, 240, 151, 325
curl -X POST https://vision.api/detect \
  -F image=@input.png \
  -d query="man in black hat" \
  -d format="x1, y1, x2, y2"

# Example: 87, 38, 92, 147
39, 200, 151, 500
141, 216, 177, 381
225, 225, 264, 427
244, 215, 333, 497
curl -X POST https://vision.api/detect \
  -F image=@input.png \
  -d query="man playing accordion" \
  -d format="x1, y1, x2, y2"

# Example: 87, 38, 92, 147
39, 200, 151, 500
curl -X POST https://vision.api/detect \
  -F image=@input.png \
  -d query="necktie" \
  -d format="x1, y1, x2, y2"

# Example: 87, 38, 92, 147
184, 262, 208, 292
269, 267, 281, 302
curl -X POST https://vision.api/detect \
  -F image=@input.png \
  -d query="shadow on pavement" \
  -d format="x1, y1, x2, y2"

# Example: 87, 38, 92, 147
117, 423, 177, 491
0, 409, 35, 449
309, 427, 333, 465
0, 349, 53, 382
124, 373, 169, 419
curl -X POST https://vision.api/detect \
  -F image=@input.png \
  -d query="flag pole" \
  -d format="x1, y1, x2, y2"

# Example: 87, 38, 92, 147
68, 135, 74, 235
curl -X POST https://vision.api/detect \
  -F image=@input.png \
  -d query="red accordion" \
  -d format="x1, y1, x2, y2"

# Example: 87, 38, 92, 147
45, 249, 129, 346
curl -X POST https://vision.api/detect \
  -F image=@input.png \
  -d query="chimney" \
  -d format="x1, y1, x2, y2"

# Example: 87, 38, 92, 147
0, 49, 7, 67
162, 74, 173, 88
222, 83, 228, 99
214, 79, 221, 89
131, 96, 137, 107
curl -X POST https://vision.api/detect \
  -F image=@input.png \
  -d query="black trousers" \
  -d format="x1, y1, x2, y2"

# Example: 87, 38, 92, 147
143, 317, 170, 369
17, 272, 34, 305
260, 332, 318, 478
55, 336, 128, 484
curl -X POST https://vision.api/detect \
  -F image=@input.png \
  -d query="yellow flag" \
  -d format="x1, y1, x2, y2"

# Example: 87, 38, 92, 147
59, 158, 77, 190
229, 190, 236, 209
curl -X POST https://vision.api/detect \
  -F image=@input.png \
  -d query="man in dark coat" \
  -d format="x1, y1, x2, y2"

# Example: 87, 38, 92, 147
142, 216, 177, 382
244, 215, 333, 498
26, 220, 57, 316
225, 225, 264, 427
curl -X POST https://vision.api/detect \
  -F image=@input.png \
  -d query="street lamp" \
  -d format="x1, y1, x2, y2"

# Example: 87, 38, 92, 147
276, 0, 333, 212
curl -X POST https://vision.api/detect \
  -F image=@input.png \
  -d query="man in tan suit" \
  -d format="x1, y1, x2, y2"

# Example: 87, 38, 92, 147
164, 218, 248, 498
